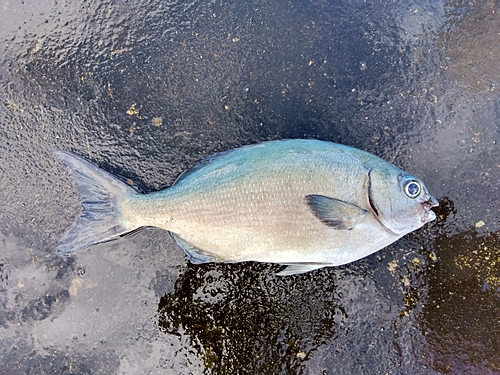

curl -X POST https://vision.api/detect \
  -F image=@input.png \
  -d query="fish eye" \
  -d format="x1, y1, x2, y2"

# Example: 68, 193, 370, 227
404, 180, 421, 198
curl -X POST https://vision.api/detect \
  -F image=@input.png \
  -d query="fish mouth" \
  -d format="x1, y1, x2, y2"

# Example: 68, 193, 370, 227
420, 196, 439, 223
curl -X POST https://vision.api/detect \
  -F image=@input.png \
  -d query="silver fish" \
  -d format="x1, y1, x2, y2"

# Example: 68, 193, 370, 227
55, 139, 438, 275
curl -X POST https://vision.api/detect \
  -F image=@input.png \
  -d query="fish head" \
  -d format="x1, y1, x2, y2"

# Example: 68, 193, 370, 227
367, 168, 438, 235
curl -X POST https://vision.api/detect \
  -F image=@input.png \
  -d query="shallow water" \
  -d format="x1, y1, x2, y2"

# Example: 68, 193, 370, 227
0, 1, 498, 374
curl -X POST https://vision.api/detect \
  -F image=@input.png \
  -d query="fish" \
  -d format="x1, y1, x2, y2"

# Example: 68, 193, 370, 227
54, 139, 438, 276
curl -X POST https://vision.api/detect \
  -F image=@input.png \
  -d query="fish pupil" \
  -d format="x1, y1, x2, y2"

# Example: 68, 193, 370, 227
405, 181, 420, 198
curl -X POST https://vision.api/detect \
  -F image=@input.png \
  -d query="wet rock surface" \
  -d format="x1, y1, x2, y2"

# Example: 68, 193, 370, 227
0, 1, 498, 374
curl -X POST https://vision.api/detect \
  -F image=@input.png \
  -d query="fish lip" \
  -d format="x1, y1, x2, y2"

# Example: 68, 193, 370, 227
421, 196, 439, 222
422, 196, 439, 211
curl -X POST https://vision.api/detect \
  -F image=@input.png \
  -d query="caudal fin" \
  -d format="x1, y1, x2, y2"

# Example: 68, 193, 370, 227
54, 150, 139, 254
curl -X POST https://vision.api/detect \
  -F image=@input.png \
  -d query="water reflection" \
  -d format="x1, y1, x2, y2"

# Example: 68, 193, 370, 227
157, 264, 346, 373
441, 0, 499, 92
422, 197, 499, 374
155, 227, 439, 374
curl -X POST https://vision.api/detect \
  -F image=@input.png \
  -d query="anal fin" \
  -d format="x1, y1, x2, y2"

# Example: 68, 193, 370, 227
171, 233, 220, 264
276, 264, 327, 276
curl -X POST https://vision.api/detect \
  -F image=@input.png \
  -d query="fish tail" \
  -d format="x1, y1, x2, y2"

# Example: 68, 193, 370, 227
54, 150, 139, 254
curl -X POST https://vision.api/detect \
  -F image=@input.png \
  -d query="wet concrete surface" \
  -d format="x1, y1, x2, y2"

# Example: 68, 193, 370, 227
0, 0, 498, 374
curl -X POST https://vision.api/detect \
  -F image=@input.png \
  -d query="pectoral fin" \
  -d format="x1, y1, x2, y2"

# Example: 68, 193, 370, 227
306, 194, 367, 230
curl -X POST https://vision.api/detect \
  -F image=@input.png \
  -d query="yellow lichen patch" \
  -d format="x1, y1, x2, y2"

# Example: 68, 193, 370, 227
400, 288, 420, 317
127, 103, 139, 116
5, 99, 22, 112
152, 117, 163, 127
486, 275, 499, 289
454, 254, 471, 270
69, 277, 84, 297
401, 275, 411, 287
107, 82, 114, 99
453, 236, 499, 288
387, 259, 398, 273
85, 279, 98, 289
404, 294, 417, 308
296, 352, 307, 360
30, 255, 43, 268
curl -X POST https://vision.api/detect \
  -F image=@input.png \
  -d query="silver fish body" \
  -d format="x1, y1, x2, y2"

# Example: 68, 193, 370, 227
55, 139, 438, 275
